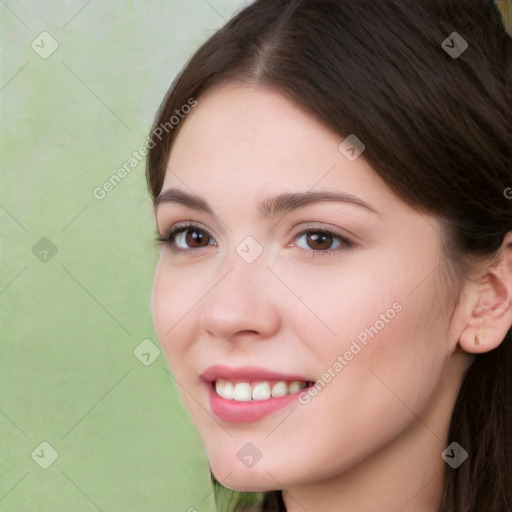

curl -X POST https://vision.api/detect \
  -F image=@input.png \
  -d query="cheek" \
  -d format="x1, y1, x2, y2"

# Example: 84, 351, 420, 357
319, 275, 447, 447
151, 261, 194, 370
317, 260, 446, 401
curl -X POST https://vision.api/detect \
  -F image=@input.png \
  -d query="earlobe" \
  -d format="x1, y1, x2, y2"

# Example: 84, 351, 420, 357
458, 232, 512, 354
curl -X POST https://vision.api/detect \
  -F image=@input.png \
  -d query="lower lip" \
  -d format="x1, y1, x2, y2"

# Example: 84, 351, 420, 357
206, 383, 306, 423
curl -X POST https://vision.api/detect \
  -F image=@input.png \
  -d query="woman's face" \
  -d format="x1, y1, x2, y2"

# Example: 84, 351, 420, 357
152, 83, 465, 493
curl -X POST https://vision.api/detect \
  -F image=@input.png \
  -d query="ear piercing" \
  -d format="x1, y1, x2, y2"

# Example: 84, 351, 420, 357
474, 335, 480, 345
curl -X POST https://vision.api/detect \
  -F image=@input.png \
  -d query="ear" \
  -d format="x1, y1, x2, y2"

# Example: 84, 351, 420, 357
457, 231, 512, 354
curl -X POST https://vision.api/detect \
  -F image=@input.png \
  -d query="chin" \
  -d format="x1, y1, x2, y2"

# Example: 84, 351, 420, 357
210, 464, 282, 493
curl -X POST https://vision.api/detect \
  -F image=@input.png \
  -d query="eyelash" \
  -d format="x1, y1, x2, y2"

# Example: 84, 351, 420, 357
156, 223, 355, 258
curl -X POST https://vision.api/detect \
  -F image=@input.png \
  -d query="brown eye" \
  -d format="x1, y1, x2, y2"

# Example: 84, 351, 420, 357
157, 224, 216, 252
305, 232, 335, 251
184, 228, 211, 248
295, 228, 354, 257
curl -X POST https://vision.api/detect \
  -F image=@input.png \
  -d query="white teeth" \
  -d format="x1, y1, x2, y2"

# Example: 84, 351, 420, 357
224, 381, 234, 399
271, 381, 288, 398
215, 380, 233, 400
288, 381, 307, 393
252, 382, 271, 400
233, 382, 253, 401
214, 379, 309, 401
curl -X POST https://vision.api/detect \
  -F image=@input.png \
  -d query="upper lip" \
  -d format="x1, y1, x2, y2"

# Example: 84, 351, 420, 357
200, 365, 312, 383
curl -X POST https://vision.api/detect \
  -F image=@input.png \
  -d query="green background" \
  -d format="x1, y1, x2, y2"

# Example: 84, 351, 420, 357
0, 1, 250, 510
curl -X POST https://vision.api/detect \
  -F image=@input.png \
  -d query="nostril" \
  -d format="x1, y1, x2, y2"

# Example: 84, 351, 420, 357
234, 330, 260, 338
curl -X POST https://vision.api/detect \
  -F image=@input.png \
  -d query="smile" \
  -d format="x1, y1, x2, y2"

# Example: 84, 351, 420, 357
215, 379, 310, 401
201, 365, 315, 423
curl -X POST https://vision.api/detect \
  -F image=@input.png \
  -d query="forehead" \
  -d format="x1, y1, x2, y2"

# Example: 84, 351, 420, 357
163, 83, 380, 196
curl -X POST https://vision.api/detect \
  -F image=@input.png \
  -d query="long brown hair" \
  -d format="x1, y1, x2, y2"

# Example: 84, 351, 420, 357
146, 1, 512, 510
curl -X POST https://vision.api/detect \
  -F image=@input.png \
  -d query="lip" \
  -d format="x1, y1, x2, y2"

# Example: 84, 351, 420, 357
200, 365, 311, 383
200, 365, 313, 424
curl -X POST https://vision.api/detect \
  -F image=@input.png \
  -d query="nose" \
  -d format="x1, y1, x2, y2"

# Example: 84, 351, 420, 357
198, 261, 281, 342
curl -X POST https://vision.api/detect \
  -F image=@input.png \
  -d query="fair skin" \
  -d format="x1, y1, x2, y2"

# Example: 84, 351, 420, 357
151, 82, 512, 512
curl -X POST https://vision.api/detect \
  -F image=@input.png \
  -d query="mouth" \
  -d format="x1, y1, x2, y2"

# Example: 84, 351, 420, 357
213, 379, 314, 401
200, 365, 315, 423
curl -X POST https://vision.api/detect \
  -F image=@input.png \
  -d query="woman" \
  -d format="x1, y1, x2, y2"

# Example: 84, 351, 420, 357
146, 1, 512, 510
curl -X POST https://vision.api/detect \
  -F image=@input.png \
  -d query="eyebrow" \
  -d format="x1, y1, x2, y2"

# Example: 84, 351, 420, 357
154, 188, 382, 218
